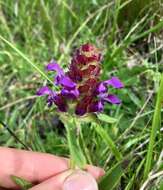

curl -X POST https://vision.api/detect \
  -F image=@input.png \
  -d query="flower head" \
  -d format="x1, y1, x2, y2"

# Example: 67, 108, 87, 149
37, 43, 124, 116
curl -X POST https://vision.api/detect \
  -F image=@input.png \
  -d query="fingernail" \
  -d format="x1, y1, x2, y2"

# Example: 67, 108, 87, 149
63, 170, 98, 190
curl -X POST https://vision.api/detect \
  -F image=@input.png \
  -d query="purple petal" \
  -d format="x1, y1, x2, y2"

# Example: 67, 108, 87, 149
61, 88, 79, 99
104, 77, 124, 88
59, 76, 76, 89
89, 101, 104, 112
96, 82, 107, 94
98, 93, 108, 99
103, 94, 121, 104
46, 60, 64, 76
36, 86, 51, 96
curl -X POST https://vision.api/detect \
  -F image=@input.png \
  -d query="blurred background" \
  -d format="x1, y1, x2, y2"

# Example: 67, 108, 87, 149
0, 0, 163, 189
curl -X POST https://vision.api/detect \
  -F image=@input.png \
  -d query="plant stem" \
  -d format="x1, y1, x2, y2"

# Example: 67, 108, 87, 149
60, 114, 86, 169
64, 123, 76, 169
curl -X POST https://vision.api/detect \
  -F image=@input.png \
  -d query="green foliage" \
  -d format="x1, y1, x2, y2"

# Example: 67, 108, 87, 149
11, 175, 33, 190
97, 113, 118, 123
99, 158, 130, 190
144, 75, 163, 180
0, 0, 163, 189
94, 123, 123, 161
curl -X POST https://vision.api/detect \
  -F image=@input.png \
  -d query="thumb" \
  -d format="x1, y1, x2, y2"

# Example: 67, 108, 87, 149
63, 170, 98, 190
29, 170, 99, 190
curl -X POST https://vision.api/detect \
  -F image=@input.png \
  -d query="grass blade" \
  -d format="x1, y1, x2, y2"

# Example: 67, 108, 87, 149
125, 158, 145, 190
143, 74, 163, 180
132, 20, 163, 42
0, 35, 53, 84
94, 123, 123, 161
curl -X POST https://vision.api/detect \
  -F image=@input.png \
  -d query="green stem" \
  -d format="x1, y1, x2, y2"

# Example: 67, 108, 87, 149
143, 74, 163, 180
64, 123, 76, 169
60, 115, 87, 169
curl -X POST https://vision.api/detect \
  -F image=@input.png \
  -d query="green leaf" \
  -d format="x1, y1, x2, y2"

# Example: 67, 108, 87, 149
11, 175, 33, 190
99, 159, 130, 190
97, 113, 117, 123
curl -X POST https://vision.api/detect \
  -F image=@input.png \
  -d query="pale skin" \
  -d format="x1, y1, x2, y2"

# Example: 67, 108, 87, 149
0, 147, 105, 190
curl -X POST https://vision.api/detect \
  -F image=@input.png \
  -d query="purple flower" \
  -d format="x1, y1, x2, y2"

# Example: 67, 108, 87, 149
104, 77, 124, 88
37, 60, 79, 112
46, 59, 65, 86
96, 83, 107, 94
100, 94, 121, 104
89, 101, 104, 112
37, 86, 52, 96
61, 88, 79, 99
36, 44, 124, 115
59, 76, 76, 90
96, 77, 124, 93
46, 59, 64, 76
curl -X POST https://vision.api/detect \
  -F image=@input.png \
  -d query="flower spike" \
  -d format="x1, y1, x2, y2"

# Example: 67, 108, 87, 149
37, 44, 123, 115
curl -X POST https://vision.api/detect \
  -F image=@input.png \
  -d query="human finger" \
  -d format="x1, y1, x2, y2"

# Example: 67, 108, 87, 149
29, 170, 98, 190
0, 147, 104, 189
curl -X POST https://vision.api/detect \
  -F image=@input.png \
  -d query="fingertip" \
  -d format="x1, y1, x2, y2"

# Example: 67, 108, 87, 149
98, 168, 105, 177
86, 166, 105, 180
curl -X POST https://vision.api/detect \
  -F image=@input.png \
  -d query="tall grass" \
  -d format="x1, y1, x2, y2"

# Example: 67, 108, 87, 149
144, 74, 163, 180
